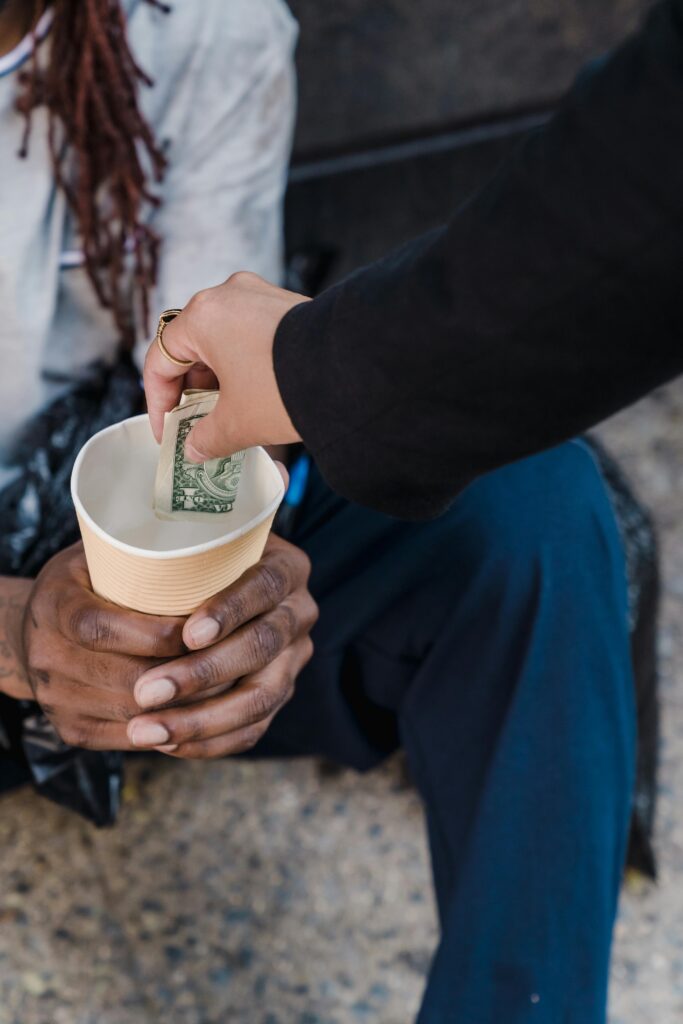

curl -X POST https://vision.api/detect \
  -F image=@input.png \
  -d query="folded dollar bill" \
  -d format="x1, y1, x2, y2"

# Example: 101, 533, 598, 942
153, 390, 246, 521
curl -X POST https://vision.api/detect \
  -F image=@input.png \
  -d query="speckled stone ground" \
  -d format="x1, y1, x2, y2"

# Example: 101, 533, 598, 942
2, 383, 683, 1024
600, 384, 683, 1024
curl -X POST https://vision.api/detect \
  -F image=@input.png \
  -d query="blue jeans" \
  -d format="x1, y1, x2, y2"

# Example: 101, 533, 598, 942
257, 441, 636, 1023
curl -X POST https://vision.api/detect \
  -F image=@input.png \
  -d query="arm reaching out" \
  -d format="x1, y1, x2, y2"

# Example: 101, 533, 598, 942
144, 0, 683, 519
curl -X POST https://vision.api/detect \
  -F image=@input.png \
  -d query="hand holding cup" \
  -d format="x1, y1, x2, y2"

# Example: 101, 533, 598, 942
55, 355, 311, 755
126, 533, 318, 757
23, 536, 318, 756
23, 542, 186, 750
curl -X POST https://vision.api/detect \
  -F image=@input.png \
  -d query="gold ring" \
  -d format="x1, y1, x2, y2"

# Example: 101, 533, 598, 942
156, 308, 195, 368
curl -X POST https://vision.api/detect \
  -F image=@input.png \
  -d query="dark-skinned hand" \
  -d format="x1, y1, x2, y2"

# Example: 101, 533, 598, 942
23, 534, 317, 758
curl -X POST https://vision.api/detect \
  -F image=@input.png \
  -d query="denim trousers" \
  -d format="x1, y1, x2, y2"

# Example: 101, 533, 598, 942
256, 440, 635, 1023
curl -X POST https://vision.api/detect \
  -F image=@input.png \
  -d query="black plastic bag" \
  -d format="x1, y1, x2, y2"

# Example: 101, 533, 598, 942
0, 355, 143, 826
583, 436, 660, 879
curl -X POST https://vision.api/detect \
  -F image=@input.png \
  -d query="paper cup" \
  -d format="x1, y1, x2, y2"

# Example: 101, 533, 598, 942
71, 415, 285, 615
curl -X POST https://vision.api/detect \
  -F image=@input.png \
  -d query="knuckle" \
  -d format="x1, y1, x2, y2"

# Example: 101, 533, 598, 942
297, 549, 312, 584
65, 543, 87, 572
278, 603, 298, 643
188, 652, 225, 692
278, 671, 296, 707
29, 667, 51, 690
68, 605, 113, 650
26, 589, 50, 626
227, 270, 258, 289
30, 582, 62, 628
257, 563, 289, 607
109, 698, 137, 722
237, 725, 264, 752
301, 635, 315, 667
152, 619, 184, 657
220, 590, 247, 632
25, 636, 47, 672
25, 590, 44, 626
181, 718, 207, 744
120, 655, 145, 690
173, 743, 202, 760
55, 719, 90, 749
185, 289, 220, 342
250, 618, 284, 665
187, 287, 216, 315
177, 739, 215, 761
244, 685, 279, 725
302, 594, 320, 632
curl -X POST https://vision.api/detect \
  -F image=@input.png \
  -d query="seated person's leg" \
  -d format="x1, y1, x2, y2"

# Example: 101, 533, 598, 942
261, 440, 635, 1024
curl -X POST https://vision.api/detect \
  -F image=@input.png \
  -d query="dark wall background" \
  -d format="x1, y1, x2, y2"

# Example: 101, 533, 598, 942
285, 0, 655, 287
289, 0, 653, 158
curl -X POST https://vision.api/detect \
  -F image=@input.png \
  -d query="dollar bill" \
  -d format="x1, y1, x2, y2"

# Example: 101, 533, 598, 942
154, 390, 246, 520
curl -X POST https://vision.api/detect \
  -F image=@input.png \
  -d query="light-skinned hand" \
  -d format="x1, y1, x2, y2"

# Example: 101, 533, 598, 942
143, 272, 309, 462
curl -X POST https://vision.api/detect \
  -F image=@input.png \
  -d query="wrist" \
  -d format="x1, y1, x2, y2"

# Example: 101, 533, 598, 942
0, 577, 33, 700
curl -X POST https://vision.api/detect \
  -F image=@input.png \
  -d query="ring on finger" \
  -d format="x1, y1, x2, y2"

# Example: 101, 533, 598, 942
155, 308, 195, 368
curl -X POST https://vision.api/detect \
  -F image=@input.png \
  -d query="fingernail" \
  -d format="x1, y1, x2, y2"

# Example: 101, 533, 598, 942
186, 617, 220, 648
135, 677, 176, 708
156, 744, 179, 753
129, 721, 170, 747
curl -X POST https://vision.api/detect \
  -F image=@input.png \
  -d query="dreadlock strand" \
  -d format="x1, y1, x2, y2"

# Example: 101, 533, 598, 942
15, 0, 169, 344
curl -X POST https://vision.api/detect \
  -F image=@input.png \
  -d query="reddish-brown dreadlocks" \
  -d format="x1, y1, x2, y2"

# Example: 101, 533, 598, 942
16, 0, 171, 345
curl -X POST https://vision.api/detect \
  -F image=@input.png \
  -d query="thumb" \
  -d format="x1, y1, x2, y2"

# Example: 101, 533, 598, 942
184, 393, 239, 463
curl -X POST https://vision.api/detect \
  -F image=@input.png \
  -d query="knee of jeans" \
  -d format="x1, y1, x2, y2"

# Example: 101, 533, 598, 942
454, 442, 621, 573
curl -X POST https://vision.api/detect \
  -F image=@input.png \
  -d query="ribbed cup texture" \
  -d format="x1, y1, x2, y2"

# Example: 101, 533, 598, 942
77, 514, 275, 615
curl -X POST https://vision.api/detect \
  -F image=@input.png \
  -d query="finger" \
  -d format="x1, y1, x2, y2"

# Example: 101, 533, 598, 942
143, 354, 186, 444
158, 720, 274, 760
143, 311, 199, 442
165, 638, 309, 758
183, 541, 304, 650
129, 643, 307, 750
57, 589, 185, 657
38, 675, 141, 720
129, 682, 280, 749
30, 633, 153, 697
183, 391, 238, 464
51, 716, 134, 752
135, 590, 317, 710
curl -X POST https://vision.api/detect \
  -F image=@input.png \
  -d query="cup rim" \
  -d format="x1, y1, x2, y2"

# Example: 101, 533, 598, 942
71, 414, 285, 560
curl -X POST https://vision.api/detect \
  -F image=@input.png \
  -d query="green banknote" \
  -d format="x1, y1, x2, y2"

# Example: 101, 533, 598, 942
154, 390, 246, 520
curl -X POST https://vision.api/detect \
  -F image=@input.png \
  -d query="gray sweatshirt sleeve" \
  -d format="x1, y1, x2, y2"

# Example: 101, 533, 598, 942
133, 0, 298, 369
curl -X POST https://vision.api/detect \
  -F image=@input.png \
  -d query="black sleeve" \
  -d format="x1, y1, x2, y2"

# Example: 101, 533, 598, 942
274, 0, 683, 519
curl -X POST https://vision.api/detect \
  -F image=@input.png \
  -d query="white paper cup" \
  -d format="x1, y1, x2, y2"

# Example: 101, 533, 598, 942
71, 415, 285, 615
